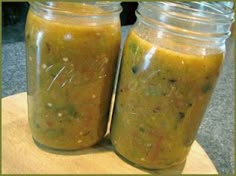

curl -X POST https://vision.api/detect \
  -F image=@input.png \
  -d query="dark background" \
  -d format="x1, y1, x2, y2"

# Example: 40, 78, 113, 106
2, 2, 138, 44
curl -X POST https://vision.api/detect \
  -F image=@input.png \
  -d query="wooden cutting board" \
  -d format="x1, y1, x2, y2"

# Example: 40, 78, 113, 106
2, 92, 218, 174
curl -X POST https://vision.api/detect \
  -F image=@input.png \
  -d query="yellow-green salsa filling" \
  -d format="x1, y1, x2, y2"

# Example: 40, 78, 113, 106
111, 30, 223, 169
26, 3, 121, 150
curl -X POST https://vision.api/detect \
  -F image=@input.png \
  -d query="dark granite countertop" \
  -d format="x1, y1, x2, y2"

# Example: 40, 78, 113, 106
2, 26, 234, 174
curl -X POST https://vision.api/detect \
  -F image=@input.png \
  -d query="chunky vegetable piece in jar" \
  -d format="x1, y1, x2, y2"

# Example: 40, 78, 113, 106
110, 30, 223, 169
25, 3, 121, 150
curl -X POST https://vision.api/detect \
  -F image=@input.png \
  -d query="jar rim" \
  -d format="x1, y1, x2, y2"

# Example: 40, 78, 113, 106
136, 2, 234, 41
139, 1, 234, 24
30, 1, 122, 17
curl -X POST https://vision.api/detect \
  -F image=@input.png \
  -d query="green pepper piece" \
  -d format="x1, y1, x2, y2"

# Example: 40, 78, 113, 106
68, 104, 79, 119
139, 127, 145, 133
132, 65, 139, 74
202, 83, 211, 93
129, 42, 137, 53
168, 79, 177, 83
46, 128, 64, 138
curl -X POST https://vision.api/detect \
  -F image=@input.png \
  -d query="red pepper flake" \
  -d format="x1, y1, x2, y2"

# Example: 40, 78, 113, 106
153, 106, 161, 113
178, 112, 185, 119
46, 120, 53, 128
45, 42, 51, 53
147, 136, 163, 162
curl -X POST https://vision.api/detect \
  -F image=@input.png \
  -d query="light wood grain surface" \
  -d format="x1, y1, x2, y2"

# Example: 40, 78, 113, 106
2, 92, 218, 174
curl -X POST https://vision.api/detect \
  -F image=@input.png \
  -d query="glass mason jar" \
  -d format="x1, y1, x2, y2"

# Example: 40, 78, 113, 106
25, 2, 122, 150
110, 2, 234, 169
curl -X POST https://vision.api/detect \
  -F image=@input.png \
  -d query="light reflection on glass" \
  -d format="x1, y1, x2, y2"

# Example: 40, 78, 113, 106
36, 31, 44, 90
64, 33, 73, 41
143, 47, 156, 70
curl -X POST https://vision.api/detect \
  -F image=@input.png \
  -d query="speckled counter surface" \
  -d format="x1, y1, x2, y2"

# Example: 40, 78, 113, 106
2, 26, 234, 174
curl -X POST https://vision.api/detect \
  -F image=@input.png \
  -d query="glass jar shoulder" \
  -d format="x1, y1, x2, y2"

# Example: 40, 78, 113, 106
25, 8, 121, 56
26, 8, 121, 31
130, 21, 225, 57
